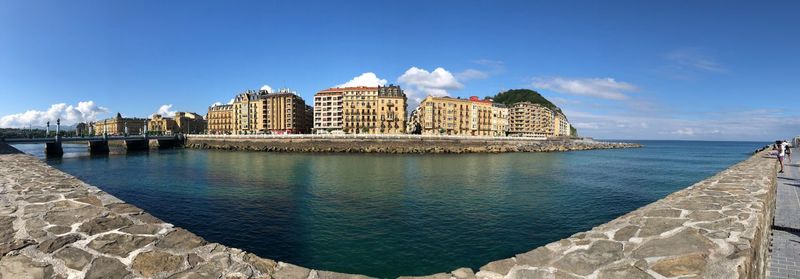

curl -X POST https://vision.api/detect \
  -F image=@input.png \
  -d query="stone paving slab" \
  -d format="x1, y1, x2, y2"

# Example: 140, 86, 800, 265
768, 149, 800, 279
773, 159, 800, 231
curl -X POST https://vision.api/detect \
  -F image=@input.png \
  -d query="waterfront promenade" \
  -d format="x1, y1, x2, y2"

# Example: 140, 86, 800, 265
0, 142, 781, 278
767, 148, 800, 278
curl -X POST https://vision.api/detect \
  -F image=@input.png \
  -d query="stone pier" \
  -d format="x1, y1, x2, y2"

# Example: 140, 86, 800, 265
0, 142, 779, 279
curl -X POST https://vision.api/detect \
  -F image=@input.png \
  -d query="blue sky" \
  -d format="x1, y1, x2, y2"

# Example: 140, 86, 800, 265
1, 0, 798, 141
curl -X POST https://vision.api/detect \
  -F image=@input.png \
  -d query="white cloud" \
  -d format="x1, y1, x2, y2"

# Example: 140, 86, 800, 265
672, 128, 696, 135
211, 102, 224, 107
156, 104, 177, 117
227, 98, 234, 105
398, 67, 463, 107
456, 69, 489, 81
336, 72, 387, 88
0, 101, 108, 128
666, 48, 726, 73
532, 77, 637, 100
573, 122, 600, 129
565, 108, 800, 141
260, 85, 273, 93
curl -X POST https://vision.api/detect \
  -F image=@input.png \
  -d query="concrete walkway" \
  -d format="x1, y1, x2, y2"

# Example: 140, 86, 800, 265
768, 148, 800, 279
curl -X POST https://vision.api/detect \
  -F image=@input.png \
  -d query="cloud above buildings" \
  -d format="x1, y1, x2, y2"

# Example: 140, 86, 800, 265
336, 72, 388, 88
531, 77, 637, 100
455, 59, 505, 82
260, 85, 273, 93
0, 101, 109, 128
660, 48, 727, 80
397, 67, 463, 106
156, 104, 177, 117
455, 69, 489, 81
565, 108, 799, 141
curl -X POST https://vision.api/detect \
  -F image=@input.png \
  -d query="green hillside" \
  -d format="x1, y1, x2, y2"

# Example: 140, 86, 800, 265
489, 89, 562, 113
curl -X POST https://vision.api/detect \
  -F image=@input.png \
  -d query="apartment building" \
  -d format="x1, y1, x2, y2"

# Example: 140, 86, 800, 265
417, 96, 505, 136
314, 85, 407, 134
93, 113, 147, 136
491, 103, 509, 137
553, 112, 571, 137
507, 102, 554, 137
313, 90, 344, 133
214, 88, 312, 135
207, 104, 234, 134
149, 112, 207, 135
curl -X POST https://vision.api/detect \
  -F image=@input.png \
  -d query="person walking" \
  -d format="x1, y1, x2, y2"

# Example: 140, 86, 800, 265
785, 140, 792, 163
776, 140, 786, 173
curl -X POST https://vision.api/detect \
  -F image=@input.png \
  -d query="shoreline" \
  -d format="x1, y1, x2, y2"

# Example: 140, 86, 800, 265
185, 135, 641, 154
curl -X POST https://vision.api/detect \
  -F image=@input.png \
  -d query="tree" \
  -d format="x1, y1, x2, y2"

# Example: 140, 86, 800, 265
489, 89, 562, 113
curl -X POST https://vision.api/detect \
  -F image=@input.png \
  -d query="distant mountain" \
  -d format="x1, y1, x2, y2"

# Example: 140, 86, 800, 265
489, 89, 562, 113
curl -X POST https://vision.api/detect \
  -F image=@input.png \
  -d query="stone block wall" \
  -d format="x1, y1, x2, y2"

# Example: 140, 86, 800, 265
185, 136, 639, 153
458, 151, 777, 279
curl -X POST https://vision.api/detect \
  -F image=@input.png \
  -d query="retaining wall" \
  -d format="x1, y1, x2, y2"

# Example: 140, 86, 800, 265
185, 135, 639, 153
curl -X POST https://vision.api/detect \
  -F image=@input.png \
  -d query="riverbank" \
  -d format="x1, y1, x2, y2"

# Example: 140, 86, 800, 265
185, 135, 640, 153
0, 142, 776, 278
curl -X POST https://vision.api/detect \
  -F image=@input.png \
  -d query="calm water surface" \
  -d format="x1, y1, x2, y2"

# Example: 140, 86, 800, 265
13, 140, 765, 278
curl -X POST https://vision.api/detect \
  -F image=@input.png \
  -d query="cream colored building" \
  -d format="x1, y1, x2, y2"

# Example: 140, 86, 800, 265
553, 112, 571, 137
93, 113, 147, 136
149, 112, 206, 135
417, 96, 505, 136
314, 85, 407, 134
508, 102, 554, 137
491, 104, 509, 137
207, 104, 234, 134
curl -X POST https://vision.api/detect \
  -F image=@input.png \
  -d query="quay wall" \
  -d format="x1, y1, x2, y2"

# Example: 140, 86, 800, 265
184, 134, 640, 153
0, 143, 777, 278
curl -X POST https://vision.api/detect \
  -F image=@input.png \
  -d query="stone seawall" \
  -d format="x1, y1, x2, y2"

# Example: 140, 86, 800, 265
185, 136, 639, 153
461, 151, 777, 279
0, 143, 369, 279
0, 143, 777, 279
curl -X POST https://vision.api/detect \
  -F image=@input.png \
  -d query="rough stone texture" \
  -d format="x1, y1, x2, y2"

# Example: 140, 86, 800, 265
470, 150, 777, 279
185, 135, 640, 154
0, 143, 379, 279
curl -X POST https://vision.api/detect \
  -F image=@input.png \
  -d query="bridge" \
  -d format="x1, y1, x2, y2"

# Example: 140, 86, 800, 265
1, 135, 183, 156
0, 118, 184, 156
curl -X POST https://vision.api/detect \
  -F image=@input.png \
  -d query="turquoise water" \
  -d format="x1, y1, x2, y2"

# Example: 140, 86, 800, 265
13, 140, 765, 278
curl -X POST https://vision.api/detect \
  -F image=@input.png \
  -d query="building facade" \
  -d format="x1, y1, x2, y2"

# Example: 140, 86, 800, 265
417, 96, 505, 136
507, 102, 555, 137
313, 90, 344, 133
262, 90, 312, 134
93, 113, 147, 136
491, 103, 509, 137
553, 112, 571, 137
149, 112, 206, 135
212, 88, 311, 135
207, 104, 234, 134
314, 85, 407, 134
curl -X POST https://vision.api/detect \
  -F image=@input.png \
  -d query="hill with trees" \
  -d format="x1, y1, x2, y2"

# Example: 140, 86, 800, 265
489, 89, 562, 113
489, 89, 578, 136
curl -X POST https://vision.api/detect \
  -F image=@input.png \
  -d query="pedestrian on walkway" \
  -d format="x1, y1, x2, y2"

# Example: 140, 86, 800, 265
785, 140, 792, 163
775, 140, 786, 173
